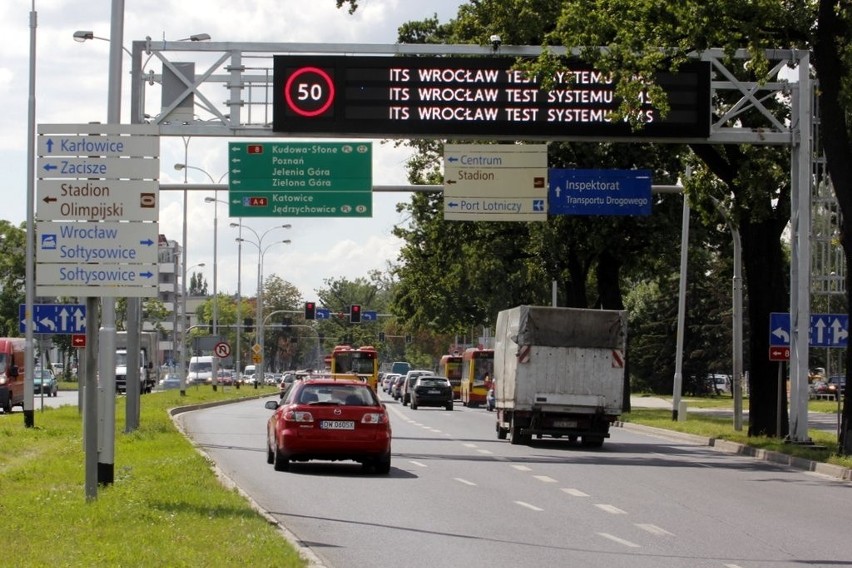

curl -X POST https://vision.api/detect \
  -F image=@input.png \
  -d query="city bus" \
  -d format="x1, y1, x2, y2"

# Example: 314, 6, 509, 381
440, 353, 463, 400
330, 344, 379, 391
460, 347, 493, 408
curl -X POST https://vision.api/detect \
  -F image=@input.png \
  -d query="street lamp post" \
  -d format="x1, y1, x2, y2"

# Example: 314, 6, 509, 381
174, 164, 226, 389
232, 223, 291, 386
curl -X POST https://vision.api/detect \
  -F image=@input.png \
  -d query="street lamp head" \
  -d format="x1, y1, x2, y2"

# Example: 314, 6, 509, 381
229, 222, 241, 228
73, 30, 94, 42
204, 197, 215, 203
188, 33, 211, 41
174, 163, 187, 171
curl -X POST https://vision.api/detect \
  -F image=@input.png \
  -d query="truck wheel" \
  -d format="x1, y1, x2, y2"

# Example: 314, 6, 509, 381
582, 437, 604, 448
497, 426, 508, 440
510, 423, 525, 445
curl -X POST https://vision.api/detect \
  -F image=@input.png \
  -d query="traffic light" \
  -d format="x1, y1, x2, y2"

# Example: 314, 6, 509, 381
378, 331, 385, 341
244, 318, 253, 333
304, 301, 316, 320
350, 304, 361, 323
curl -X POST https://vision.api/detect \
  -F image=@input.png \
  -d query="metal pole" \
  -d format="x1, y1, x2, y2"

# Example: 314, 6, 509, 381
235, 222, 242, 381
97, 0, 124, 487
23, 1, 37, 429
179, 183, 188, 395
211, 194, 219, 391
672, 193, 690, 421
732, 225, 744, 431
256, 249, 263, 387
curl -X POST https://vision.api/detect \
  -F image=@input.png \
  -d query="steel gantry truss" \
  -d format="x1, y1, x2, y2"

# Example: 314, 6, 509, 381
129, 40, 830, 442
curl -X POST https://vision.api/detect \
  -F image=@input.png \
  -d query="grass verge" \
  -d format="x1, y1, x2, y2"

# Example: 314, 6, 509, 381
623, 401, 852, 471
0, 387, 306, 568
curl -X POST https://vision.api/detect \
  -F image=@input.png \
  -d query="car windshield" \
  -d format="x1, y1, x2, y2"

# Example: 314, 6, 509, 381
189, 362, 212, 373
295, 384, 377, 406
418, 378, 449, 387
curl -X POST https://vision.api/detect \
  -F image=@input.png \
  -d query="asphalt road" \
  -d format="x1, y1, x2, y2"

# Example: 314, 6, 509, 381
177, 393, 852, 568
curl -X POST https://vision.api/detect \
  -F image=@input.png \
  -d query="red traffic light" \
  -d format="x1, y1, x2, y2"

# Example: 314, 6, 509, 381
304, 302, 316, 320
350, 304, 361, 323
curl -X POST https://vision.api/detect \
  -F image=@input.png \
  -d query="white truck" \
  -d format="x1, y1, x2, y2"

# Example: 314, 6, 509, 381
493, 305, 627, 448
115, 331, 159, 394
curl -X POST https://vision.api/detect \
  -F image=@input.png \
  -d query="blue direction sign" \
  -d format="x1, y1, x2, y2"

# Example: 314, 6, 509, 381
315, 308, 331, 320
549, 169, 652, 216
362, 311, 378, 322
20, 303, 86, 334
769, 312, 849, 348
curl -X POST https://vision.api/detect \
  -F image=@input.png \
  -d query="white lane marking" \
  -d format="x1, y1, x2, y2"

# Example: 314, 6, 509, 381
723, 565, 745, 568
595, 504, 628, 515
512, 465, 532, 471
533, 475, 557, 483
561, 488, 590, 497
454, 478, 477, 486
463, 443, 478, 448
635, 524, 674, 536
426, 428, 442, 433
408, 460, 427, 468
597, 533, 640, 548
477, 449, 493, 455
514, 501, 543, 511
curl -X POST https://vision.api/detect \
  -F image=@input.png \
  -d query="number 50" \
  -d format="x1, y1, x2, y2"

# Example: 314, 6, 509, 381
297, 83, 323, 101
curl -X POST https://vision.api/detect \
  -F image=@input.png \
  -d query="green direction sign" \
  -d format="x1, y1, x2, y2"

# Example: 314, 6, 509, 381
228, 191, 372, 218
228, 142, 373, 217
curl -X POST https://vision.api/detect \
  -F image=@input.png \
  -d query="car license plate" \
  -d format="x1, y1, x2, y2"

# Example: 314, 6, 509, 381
320, 420, 355, 430
554, 420, 577, 428
427, 389, 440, 394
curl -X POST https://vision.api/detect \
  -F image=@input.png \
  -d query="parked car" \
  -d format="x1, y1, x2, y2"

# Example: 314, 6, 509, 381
409, 375, 453, 411
33, 368, 58, 397
400, 369, 432, 406
158, 374, 181, 390
825, 375, 846, 399
265, 378, 391, 473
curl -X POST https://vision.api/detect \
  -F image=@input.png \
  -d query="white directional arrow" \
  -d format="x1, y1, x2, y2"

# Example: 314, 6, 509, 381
832, 318, 848, 343
772, 327, 790, 343
59, 307, 71, 332
38, 317, 57, 331
74, 308, 86, 332
815, 318, 827, 344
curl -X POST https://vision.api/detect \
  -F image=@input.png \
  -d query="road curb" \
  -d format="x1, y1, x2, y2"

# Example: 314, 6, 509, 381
618, 421, 852, 483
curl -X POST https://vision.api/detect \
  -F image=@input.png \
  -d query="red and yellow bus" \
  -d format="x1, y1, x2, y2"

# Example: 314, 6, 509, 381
440, 353, 463, 400
329, 344, 379, 391
460, 347, 493, 408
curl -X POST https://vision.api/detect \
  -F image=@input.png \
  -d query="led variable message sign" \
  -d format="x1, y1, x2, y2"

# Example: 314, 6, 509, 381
273, 55, 710, 139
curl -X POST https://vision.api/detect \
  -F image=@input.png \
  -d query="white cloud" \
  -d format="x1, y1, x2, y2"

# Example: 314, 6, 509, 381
4, 0, 464, 299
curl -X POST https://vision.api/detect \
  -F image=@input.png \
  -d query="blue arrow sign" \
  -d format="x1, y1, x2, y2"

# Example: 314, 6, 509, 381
315, 308, 330, 320
20, 303, 87, 334
362, 311, 377, 322
769, 312, 849, 348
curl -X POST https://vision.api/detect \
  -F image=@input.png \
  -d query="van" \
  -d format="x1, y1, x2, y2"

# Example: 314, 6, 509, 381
243, 364, 256, 381
391, 361, 411, 376
188, 356, 214, 385
0, 338, 26, 413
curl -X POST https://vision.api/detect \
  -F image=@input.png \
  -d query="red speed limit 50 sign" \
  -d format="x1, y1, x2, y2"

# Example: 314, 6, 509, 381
283, 66, 335, 118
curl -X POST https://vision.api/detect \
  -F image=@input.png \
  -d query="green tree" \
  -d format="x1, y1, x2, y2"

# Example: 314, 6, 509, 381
0, 221, 26, 336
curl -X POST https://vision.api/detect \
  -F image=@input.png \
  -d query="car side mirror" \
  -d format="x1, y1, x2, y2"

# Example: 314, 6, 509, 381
264, 400, 279, 410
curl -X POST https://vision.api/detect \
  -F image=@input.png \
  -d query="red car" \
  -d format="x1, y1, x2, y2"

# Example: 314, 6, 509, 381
265, 379, 392, 473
